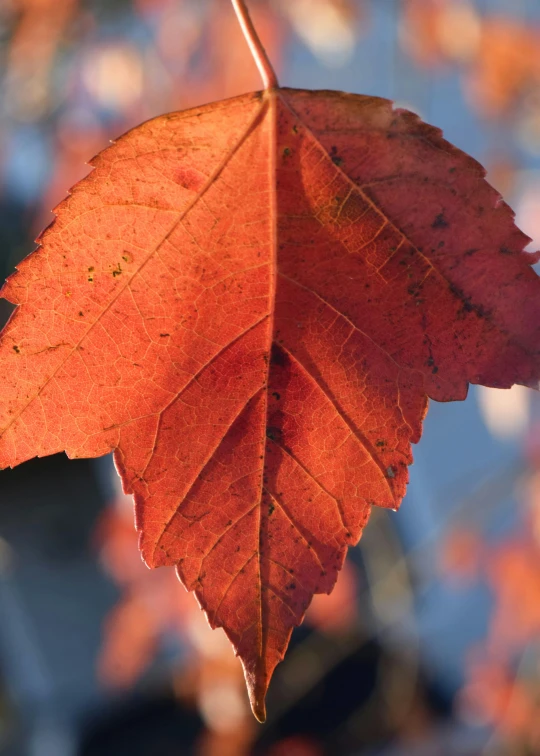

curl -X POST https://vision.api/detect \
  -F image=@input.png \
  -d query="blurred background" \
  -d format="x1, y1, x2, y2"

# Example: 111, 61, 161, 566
1, 0, 540, 754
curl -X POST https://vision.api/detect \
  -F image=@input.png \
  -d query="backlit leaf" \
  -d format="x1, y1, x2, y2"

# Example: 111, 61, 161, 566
1, 87, 540, 719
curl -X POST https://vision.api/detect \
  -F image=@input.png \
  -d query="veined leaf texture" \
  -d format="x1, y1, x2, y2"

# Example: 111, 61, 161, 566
0, 83, 539, 720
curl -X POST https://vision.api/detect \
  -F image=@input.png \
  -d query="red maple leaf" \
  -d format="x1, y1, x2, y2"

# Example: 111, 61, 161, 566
1, 0, 540, 720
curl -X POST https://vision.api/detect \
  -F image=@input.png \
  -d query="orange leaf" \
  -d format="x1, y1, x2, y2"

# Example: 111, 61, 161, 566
460, 655, 534, 734
0, 84, 540, 719
98, 592, 159, 690
438, 526, 482, 583
487, 540, 540, 652
466, 18, 540, 115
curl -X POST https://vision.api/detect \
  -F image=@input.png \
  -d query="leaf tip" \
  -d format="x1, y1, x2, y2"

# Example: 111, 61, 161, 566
252, 696, 267, 724
243, 662, 269, 723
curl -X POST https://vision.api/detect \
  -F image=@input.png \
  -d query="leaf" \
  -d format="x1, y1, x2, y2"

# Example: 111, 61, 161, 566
460, 653, 538, 739
438, 526, 483, 583
96, 498, 196, 690
466, 17, 540, 115
0, 87, 539, 720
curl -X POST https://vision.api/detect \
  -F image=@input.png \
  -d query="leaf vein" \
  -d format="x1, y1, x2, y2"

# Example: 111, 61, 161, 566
0, 98, 269, 440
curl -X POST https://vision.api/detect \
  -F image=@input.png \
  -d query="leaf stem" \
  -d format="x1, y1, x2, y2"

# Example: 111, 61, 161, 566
231, 0, 279, 90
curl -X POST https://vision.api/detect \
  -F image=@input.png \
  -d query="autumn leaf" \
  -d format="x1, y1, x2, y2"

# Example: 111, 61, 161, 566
1, 0, 540, 722
438, 526, 483, 583
465, 17, 540, 116
459, 653, 539, 741
95, 501, 189, 690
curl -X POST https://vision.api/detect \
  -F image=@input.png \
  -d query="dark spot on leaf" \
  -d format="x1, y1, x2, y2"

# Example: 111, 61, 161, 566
500, 246, 513, 255
270, 343, 287, 367
266, 426, 281, 441
330, 148, 343, 167
272, 391, 280, 400
13, 345, 20, 354
432, 213, 449, 229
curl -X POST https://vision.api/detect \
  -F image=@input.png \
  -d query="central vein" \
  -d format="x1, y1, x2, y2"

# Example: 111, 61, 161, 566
255, 88, 278, 712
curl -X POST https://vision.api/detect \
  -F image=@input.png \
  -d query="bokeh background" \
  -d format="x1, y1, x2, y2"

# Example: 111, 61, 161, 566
1, 0, 540, 754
